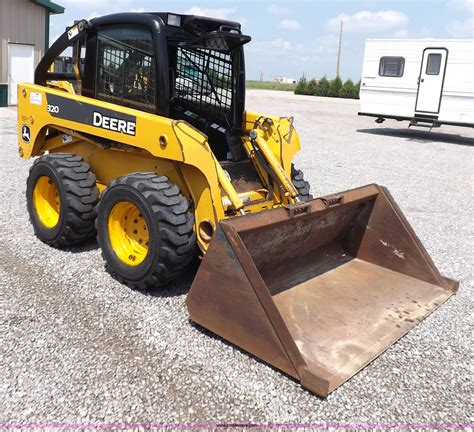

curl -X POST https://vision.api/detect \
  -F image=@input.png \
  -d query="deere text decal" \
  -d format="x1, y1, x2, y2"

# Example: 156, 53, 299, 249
45, 94, 137, 137
93, 111, 136, 136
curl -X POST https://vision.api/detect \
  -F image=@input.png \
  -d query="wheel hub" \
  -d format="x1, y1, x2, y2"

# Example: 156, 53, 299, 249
108, 201, 149, 266
33, 176, 61, 228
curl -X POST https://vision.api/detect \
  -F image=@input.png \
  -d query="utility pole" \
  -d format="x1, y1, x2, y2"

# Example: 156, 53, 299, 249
259, 70, 264, 82
336, 20, 343, 77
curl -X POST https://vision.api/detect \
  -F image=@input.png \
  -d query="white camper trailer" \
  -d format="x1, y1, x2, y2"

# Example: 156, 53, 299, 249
359, 39, 474, 128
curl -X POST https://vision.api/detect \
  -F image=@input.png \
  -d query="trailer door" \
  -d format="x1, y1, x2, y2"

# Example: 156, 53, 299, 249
415, 48, 448, 114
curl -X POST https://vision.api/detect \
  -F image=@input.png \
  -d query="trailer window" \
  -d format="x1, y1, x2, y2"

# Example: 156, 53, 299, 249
96, 27, 156, 113
426, 53, 442, 75
379, 57, 405, 77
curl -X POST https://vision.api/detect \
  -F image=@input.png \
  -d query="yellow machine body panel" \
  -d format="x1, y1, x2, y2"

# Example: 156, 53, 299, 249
17, 83, 301, 252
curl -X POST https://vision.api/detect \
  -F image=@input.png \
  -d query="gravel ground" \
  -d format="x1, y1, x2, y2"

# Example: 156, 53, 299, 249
1, 90, 473, 427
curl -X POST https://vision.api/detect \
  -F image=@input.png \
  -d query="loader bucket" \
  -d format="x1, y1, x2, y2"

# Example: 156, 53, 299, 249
186, 184, 458, 397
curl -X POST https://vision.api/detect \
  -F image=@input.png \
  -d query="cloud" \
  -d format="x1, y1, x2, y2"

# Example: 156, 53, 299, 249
247, 38, 304, 67
61, 0, 137, 14
299, 54, 321, 64
61, 0, 100, 3
86, 11, 98, 20
184, 7, 236, 20
392, 27, 433, 38
447, 0, 474, 12
247, 38, 321, 70
328, 10, 408, 32
279, 19, 301, 30
312, 34, 339, 55
392, 29, 409, 38
62, 0, 130, 4
267, 4, 289, 15
446, 18, 474, 37
239, 17, 249, 27
129, 8, 146, 13
248, 34, 339, 57
248, 38, 297, 52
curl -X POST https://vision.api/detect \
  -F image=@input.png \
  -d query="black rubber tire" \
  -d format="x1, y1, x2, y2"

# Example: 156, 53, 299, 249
96, 173, 196, 289
291, 164, 313, 201
26, 153, 99, 247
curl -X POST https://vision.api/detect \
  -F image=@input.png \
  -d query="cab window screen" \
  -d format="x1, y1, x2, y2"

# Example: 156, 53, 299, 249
96, 27, 155, 113
426, 53, 442, 75
174, 47, 233, 128
379, 57, 405, 77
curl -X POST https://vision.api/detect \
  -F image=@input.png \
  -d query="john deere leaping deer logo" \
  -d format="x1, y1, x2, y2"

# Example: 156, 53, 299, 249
21, 125, 31, 143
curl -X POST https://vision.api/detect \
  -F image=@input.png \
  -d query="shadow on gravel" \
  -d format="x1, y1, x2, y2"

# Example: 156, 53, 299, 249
122, 254, 310, 398
66, 241, 100, 253
147, 257, 201, 298
188, 318, 317, 397
357, 127, 474, 146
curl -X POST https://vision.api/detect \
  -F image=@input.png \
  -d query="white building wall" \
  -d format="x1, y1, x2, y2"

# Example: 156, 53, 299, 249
0, 0, 46, 84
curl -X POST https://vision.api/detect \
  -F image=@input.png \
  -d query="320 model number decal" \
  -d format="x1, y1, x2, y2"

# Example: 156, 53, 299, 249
47, 104, 60, 114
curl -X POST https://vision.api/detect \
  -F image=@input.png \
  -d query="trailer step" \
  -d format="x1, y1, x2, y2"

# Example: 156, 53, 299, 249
409, 119, 441, 130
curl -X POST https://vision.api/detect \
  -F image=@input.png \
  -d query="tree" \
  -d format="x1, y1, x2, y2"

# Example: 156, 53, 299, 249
295, 75, 360, 99
306, 79, 319, 95
294, 77, 308, 95
316, 76, 330, 96
339, 79, 355, 98
328, 76, 343, 97
353, 80, 361, 99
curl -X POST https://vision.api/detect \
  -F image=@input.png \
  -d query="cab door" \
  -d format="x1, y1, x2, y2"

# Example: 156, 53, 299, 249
415, 48, 448, 114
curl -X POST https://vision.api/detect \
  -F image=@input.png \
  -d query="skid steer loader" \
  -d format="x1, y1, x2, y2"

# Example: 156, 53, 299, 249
17, 13, 458, 397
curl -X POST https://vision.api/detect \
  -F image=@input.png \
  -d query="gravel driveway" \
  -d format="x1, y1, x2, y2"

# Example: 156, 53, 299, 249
1, 90, 473, 426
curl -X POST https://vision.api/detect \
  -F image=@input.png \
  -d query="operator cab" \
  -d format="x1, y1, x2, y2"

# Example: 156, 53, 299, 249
36, 12, 251, 161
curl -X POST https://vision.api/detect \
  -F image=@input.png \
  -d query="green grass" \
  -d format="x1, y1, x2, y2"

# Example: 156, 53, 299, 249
246, 80, 296, 91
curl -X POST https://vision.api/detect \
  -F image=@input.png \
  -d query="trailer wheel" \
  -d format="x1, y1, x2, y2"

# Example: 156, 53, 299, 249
291, 164, 313, 201
26, 153, 99, 247
97, 173, 196, 289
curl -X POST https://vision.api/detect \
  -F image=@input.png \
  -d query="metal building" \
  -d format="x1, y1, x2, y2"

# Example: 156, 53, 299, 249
0, 0, 64, 106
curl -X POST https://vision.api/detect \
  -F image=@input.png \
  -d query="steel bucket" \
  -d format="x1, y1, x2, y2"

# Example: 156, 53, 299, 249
186, 184, 458, 396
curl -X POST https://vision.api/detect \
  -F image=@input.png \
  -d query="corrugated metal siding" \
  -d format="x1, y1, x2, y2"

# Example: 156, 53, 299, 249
0, 0, 46, 83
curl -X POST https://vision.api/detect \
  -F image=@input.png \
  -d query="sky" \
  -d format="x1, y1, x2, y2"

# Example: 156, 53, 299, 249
50, 0, 474, 81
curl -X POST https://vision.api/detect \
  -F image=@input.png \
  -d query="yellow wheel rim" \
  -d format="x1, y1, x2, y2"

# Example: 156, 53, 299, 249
33, 176, 61, 229
108, 201, 150, 266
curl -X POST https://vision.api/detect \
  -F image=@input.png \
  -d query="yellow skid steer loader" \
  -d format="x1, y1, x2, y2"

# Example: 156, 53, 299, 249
17, 13, 458, 397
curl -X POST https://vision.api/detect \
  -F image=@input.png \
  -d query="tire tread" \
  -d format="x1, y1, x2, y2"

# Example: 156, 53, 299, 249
291, 163, 313, 201
27, 153, 99, 247
98, 172, 196, 289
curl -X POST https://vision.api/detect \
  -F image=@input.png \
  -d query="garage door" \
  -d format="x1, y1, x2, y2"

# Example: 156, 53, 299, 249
8, 44, 34, 105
